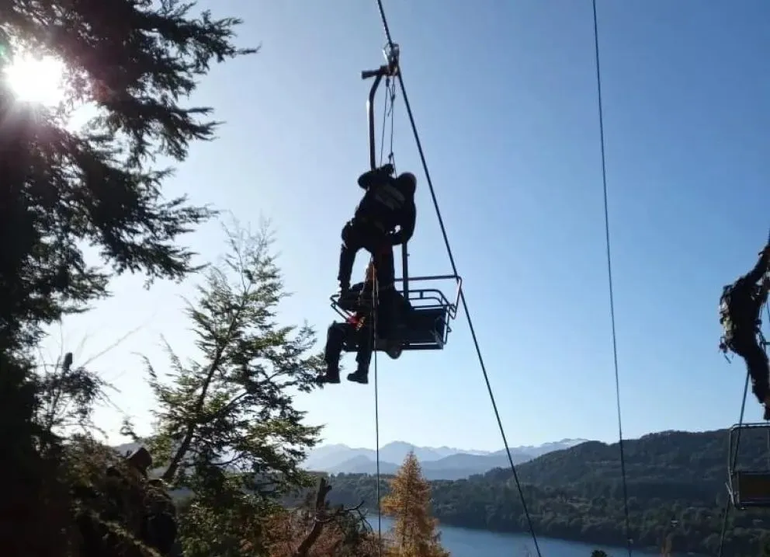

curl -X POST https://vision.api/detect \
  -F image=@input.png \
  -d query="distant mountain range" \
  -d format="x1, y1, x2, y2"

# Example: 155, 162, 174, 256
303, 439, 589, 480
324, 429, 770, 555
112, 438, 590, 481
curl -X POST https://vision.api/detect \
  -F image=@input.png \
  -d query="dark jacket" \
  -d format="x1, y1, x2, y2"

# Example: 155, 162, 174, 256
354, 168, 416, 245
721, 250, 770, 336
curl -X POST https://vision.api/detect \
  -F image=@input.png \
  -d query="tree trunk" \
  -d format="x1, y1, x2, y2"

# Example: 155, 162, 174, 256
294, 478, 333, 557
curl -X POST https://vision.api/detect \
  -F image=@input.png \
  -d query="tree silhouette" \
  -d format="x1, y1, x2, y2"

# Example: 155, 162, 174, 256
381, 451, 449, 557
0, 1, 252, 554
145, 222, 325, 557
1, 1, 255, 355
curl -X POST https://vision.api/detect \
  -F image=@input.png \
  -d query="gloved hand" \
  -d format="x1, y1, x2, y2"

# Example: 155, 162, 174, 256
386, 231, 402, 246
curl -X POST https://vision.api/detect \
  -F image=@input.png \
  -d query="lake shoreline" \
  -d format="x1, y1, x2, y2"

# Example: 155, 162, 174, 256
366, 513, 665, 556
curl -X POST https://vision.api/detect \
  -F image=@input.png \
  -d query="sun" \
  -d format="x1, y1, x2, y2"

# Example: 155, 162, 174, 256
4, 53, 66, 106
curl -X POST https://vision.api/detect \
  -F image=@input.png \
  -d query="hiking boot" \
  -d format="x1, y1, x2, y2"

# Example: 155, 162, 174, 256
316, 369, 340, 386
346, 371, 368, 385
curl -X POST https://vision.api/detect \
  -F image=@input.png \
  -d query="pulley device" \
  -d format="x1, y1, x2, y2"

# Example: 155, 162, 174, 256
329, 44, 462, 358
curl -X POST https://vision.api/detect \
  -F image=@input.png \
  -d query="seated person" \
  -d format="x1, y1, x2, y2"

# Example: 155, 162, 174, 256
318, 262, 411, 386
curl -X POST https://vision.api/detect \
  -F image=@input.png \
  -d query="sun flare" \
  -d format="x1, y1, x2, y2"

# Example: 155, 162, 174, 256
4, 53, 66, 106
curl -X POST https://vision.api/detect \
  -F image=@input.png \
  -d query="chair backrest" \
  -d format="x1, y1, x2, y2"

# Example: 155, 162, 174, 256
404, 307, 447, 348
734, 471, 770, 508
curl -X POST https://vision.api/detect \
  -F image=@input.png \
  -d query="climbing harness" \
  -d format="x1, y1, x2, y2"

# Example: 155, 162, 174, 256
592, 1, 633, 554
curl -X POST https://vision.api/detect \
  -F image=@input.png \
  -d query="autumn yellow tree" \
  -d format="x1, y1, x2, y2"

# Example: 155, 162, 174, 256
381, 451, 449, 557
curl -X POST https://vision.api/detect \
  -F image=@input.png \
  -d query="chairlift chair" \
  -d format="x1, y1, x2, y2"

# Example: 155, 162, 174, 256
726, 422, 770, 509
328, 47, 462, 359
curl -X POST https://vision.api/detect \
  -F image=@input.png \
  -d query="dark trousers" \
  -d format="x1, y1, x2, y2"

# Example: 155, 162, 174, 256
337, 219, 395, 291
324, 321, 373, 376
730, 333, 770, 403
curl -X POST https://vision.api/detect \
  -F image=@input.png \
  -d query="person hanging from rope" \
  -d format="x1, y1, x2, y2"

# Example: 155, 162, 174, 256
319, 260, 410, 386
719, 243, 770, 419
336, 163, 417, 304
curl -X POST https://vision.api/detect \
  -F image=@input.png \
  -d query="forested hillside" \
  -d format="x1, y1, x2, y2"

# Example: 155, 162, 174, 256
325, 429, 770, 556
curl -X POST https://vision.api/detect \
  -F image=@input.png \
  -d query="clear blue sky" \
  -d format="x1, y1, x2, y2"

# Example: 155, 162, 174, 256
42, 0, 770, 452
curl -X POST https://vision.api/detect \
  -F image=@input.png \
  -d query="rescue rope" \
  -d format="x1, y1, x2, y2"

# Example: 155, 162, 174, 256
592, 1, 633, 554
717, 369, 750, 557
378, 75, 397, 173
372, 1, 543, 555
370, 73, 398, 552
372, 268, 382, 552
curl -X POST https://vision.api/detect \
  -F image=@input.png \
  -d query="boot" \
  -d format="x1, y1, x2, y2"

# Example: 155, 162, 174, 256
338, 282, 350, 299
346, 369, 368, 385
316, 366, 340, 386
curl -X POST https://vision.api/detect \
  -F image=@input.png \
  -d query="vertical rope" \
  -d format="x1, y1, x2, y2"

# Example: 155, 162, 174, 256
717, 371, 749, 557
372, 260, 382, 553
592, 1, 632, 554
371, 2, 543, 554
378, 78, 390, 167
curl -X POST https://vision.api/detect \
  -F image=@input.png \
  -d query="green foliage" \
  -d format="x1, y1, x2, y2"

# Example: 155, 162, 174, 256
0, 0, 255, 354
177, 493, 275, 557
65, 435, 182, 557
0, 0, 252, 555
144, 222, 326, 556
35, 352, 110, 440
326, 429, 770, 556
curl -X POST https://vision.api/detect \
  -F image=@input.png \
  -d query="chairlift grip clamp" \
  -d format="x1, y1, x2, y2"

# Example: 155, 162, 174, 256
383, 42, 400, 76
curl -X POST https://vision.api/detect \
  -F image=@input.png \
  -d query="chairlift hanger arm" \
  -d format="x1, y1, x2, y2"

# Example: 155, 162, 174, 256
361, 45, 412, 299
361, 46, 400, 172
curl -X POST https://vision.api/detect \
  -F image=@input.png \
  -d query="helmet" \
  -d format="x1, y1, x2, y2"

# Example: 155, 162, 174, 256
126, 446, 153, 476
396, 172, 417, 195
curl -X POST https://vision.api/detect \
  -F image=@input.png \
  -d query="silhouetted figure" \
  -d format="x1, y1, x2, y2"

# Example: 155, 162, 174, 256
720, 244, 770, 419
336, 164, 416, 298
319, 262, 409, 386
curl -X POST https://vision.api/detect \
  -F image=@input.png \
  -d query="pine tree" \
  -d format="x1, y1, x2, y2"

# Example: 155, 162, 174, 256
381, 451, 450, 557
1, 1, 254, 354
1, 3, 252, 555
145, 222, 325, 557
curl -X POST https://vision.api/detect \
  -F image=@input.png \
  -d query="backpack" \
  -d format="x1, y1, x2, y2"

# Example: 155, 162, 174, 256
720, 280, 765, 334
719, 284, 733, 330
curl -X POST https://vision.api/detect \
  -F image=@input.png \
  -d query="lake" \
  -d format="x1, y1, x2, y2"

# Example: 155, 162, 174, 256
367, 515, 659, 557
